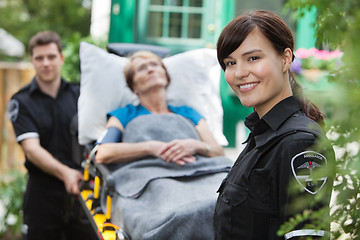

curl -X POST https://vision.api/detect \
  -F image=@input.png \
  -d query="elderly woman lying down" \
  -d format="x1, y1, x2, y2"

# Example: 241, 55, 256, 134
95, 51, 232, 240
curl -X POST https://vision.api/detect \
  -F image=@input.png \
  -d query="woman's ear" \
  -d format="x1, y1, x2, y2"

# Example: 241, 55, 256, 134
282, 48, 292, 72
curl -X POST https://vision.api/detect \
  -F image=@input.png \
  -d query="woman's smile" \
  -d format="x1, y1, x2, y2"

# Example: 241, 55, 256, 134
239, 82, 259, 92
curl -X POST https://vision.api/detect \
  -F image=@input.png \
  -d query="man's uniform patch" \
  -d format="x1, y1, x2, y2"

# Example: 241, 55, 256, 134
291, 150, 328, 195
7, 99, 19, 123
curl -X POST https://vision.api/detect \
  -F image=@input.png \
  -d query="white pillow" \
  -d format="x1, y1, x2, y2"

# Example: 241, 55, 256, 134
78, 42, 228, 146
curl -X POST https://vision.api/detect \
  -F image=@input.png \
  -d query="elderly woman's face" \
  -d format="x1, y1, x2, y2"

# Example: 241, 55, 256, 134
132, 57, 168, 94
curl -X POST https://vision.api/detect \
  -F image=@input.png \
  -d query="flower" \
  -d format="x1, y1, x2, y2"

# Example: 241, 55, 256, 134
292, 48, 343, 73
290, 57, 302, 75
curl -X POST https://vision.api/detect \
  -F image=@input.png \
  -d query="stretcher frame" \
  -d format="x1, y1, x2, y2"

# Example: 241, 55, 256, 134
79, 144, 129, 240
77, 43, 172, 240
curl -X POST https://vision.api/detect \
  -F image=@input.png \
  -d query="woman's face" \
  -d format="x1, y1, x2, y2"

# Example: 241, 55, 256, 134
223, 28, 292, 118
132, 56, 168, 95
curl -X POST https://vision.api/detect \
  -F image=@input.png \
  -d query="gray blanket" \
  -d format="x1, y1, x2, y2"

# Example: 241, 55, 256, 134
108, 114, 232, 240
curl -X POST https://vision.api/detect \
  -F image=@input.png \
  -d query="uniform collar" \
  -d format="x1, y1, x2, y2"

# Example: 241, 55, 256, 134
244, 96, 302, 144
261, 96, 302, 131
29, 77, 69, 96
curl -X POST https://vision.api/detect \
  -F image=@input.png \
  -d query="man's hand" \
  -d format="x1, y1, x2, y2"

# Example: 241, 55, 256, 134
63, 167, 83, 195
21, 138, 84, 194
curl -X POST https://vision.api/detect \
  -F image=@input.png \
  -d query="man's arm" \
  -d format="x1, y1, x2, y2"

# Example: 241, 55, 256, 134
21, 138, 83, 194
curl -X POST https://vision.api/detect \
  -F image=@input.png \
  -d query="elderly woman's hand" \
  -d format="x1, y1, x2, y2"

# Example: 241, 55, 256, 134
158, 139, 199, 165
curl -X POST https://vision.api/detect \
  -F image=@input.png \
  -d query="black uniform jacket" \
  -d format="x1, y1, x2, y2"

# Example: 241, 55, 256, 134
214, 96, 333, 240
8, 77, 80, 176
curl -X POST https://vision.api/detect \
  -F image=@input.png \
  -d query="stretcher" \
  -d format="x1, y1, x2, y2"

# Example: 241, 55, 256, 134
79, 145, 128, 240
76, 42, 230, 240
76, 43, 172, 240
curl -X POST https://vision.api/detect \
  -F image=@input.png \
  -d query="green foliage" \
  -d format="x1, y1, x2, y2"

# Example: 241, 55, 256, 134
0, 0, 107, 83
285, 0, 360, 238
0, 0, 92, 58
278, 208, 331, 240
0, 170, 26, 239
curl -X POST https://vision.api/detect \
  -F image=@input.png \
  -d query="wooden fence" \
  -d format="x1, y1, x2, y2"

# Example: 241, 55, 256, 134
0, 62, 34, 173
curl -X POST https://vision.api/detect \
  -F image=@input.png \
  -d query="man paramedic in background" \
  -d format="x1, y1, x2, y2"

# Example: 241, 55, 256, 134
7, 31, 95, 240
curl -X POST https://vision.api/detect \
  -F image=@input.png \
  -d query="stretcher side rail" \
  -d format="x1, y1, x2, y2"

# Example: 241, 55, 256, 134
79, 144, 130, 240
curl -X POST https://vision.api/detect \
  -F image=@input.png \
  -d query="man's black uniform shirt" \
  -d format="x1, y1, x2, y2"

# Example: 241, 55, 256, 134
214, 96, 333, 240
8, 77, 80, 176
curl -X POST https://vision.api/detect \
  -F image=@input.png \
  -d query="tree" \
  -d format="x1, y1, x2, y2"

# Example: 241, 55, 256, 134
0, 0, 92, 55
285, 0, 360, 239
0, 0, 96, 82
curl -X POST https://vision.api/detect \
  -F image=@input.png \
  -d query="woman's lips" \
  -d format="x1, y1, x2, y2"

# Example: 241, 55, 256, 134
239, 82, 259, 92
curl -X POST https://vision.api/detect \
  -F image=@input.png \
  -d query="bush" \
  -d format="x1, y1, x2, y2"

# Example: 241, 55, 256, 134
0, 170, 26, 239
285, 0, 360, 238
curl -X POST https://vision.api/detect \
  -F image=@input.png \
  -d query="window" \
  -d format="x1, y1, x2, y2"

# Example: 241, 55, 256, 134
147, 0, 204, 40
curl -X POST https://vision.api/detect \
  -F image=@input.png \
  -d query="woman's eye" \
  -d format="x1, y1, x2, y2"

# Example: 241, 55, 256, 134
150, 62, 160, 67
138, 66, 145, 72
225, 61, 236, 67
249, 56, 259, 61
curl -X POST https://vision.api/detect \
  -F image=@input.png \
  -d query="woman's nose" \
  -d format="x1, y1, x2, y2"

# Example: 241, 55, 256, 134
235, 64, 248, 79
147, 64, 156, 72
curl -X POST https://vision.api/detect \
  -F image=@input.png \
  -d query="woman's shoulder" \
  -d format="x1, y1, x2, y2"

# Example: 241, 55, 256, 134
279, 112, 323, 138
168, 105, 201, 115
275, 113, 331, 158
109, 104, 139, 115
168, 105, 203, 125
107, 104, 144, 128
169, 104, 194, 111
266, 112, 323, 153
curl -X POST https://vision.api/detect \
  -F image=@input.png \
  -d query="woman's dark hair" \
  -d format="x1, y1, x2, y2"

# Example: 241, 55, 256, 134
29, 31, 62, 56
123, 51, 171, 92
217, 10, 325, 124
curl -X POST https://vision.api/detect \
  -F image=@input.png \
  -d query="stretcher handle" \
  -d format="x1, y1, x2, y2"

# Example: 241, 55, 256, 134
106, 175, 115, 196
89, 145, 99, 162
105, 175, 115, 221
81, 144, 98, 182
84, 164, 90, 181
94, 175, 100, 199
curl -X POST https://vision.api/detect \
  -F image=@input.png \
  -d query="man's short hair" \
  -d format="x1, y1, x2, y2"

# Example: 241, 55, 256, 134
29, 31, 62, 56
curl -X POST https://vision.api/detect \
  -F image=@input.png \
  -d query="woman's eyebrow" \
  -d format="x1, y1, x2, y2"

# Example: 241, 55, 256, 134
242, 49, 262, 56
227, 49, 262, 59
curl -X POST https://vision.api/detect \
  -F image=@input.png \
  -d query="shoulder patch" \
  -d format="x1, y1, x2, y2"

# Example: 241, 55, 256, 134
7, 99, 19, 123
291, 150, 327, 195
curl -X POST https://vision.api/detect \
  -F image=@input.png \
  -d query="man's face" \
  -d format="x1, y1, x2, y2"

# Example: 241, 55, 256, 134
30, 43, 64, 84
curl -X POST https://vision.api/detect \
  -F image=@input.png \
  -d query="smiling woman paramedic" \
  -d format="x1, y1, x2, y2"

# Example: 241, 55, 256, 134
214, 10, 334, 240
